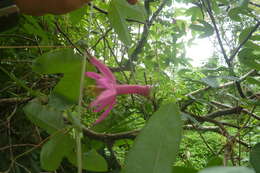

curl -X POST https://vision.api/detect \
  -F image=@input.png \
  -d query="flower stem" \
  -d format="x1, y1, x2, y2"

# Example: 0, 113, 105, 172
116, 85, 150, 97
76, 53, 87, 173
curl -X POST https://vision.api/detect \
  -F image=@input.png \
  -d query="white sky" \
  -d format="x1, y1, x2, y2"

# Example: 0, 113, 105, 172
173, 2, 215, 67
186, 37, 214, 67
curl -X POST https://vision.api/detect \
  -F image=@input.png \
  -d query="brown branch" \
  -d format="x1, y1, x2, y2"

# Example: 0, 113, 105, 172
82, 127, 139, 142
204, 0, 230, 67
183, 125, 220, 133
0, 45, 75, 49
112, 0, 168, 72
91, 28, 112, 49
210, 101, 260, 121
55, 22, 84, 55
249, 1, 260, 7
82, 124, 223, 143
185, 69, 257, 97
0, 97, 31, 104
205, 107, 242, 119
0, 34, 37, 43
184, 111, 250, 148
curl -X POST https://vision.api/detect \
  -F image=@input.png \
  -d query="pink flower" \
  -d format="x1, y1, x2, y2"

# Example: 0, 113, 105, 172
85, 57, 151, 124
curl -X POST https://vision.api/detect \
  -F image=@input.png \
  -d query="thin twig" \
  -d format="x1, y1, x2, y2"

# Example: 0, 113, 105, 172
204, 0, 230, 67
186, 69, 256, 97
229, 21, 260, 62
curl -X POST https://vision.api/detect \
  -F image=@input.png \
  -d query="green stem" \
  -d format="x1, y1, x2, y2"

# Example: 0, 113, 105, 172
76, 53, 87, 173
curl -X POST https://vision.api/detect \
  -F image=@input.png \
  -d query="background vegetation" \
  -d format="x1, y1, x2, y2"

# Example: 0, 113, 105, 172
0, 0, 259, 172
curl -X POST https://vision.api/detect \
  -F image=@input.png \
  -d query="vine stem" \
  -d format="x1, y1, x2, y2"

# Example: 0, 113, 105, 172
76, 53, 87, 173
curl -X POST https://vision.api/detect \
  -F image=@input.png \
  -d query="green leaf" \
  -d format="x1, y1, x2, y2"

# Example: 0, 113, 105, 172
250, 35, 260, 41
107, 0, 146, 46
238, 48, 260, 70
216, 0, 228, 5
23, 16, 49, 43
185, 7, 203, 21
210, 0, 220, 14
250, 143, 260, 173
190, 20, 214, 38
239, 26, 254, 43
125, 4, 147, 22
190, 24, 205, 32
41, 132, 75, 171
24, 101, 65, 134
201, 76, 219, 88
198, 166, 255, 173
199, 20, 214, 38
228, 7, 249, 22
68, 148, 108, 172
33, 49, 83, 105
239, 0, 249, 7
247, 77, 260, 86
69, 6, 88, 25
108, 0, 132, 46
172, 166, 198, 173
124, 103, 183, 173
206, 157, 223, 167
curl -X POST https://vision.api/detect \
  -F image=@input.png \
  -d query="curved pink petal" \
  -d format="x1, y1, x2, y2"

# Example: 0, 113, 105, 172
94, 100, 116, 124
93, 96, 116, 112
90, 57, 116, 82
90, 89, 116, 108
85, 72, 101, 80
96, 78, 116, 89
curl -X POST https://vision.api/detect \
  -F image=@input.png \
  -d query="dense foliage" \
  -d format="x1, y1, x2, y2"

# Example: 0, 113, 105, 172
0, 0, 259, 172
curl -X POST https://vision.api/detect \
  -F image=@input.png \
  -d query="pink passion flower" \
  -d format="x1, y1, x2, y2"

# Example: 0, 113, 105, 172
85, 57, 151, 124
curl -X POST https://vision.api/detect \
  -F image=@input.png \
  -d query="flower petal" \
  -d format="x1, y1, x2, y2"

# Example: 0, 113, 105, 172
96, 78, 115, 89
93, 95, 116, 112
85, 72, 101, 80
90, 57, 116, 82
94, 100, 116, 124
90, 89, 116, 108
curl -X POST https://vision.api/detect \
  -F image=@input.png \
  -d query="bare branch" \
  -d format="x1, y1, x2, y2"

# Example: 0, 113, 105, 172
229, 21, 260, 62
186, 69, 257, 97
205, 107, 242, 119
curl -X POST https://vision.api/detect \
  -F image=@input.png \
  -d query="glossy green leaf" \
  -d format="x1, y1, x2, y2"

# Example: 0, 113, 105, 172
172, 166, 198, 173
198, 166, 255, 173
125, 4, 147, 22
199, 20, 214, 38
190, 20, 214, 38
201, 76, 219, 88
247, 77, 260, 86
185, 7, 203, 21
68, 147, 108, 172
228, 7, 249, 21
107, 0, 146, 46
238, 48, 260, 70
41, 132, 75, 171
190, 24, 205, 31
239, 26, 254, 43
33, 49, 83, 104
24, 101, 65, 134
206, 156, 223, 167
250, 143, 260, 173
124, 103, 183, 173
69, 6, 88, 25
108, 0, 132, 46
250, 35, 260, 41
